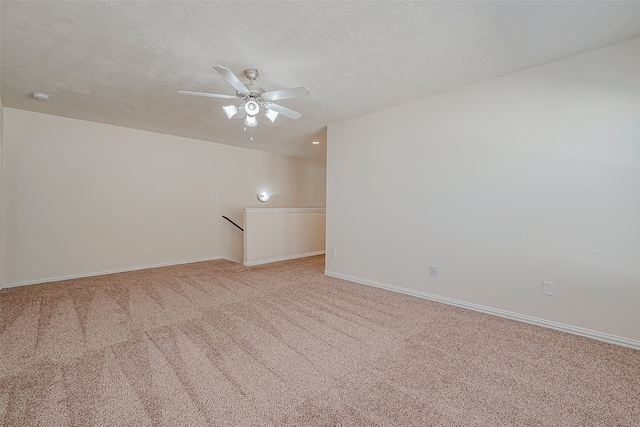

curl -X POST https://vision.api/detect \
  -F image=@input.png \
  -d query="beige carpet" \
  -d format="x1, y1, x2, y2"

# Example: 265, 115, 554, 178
1, 256, 638, 426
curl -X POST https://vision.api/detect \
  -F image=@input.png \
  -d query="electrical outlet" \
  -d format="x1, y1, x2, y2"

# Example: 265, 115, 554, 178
143, 244, 149, 252
430, 266, 438, 277
331, 249, 337, 258
542, 280, 553, 296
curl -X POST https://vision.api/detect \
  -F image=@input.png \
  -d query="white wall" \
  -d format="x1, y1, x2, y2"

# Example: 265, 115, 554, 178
2, 109, 326, 286
0, 98, 4, 284
244, 208, 325, 266
326, 38, 640, 344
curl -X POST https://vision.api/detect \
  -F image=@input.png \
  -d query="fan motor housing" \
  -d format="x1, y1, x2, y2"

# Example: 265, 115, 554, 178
238, 84, 265, 98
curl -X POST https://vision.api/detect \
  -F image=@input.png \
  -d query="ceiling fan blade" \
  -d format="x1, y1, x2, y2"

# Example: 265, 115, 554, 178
265, 103, 302, 119
233, 105, 247, 119
178, 90, 238, 100
262, 87, 310, 101
213, 66, 250, 94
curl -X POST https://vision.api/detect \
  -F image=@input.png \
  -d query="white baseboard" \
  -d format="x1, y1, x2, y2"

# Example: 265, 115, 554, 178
1, 256, 234, 289
244, 251, 325, 267
324, 270, 640, 351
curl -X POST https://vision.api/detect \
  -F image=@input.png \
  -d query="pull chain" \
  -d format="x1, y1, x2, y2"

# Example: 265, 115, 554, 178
243, 124, 254, 141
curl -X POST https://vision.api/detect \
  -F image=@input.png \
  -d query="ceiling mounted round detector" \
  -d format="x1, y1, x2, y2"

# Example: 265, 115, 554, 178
32, 91, 50, 101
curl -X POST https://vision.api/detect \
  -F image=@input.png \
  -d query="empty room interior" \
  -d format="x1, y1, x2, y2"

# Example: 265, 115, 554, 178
1, 1, 639, 426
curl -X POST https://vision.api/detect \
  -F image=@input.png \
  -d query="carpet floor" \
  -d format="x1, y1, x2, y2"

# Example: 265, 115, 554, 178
1, 256, 638, 426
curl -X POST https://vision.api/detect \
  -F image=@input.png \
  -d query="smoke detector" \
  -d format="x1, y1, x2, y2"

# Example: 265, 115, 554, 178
31, 92, 50, 101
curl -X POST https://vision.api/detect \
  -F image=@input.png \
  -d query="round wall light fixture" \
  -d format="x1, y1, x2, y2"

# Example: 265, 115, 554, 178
257, 192, 270, 203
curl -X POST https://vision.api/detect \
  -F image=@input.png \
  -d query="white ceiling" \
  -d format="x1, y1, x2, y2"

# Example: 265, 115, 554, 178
2, 1, 640, 161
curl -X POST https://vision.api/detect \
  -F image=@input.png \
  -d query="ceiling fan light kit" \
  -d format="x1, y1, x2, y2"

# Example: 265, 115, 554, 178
265, 109, 279, 123
222, 104, 238, 119
244, 115, 257, 128
179, 66, 310, 140
244, 100, 259, 116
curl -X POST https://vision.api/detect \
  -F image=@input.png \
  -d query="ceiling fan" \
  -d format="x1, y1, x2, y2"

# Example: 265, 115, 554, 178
179, 66, 309, 138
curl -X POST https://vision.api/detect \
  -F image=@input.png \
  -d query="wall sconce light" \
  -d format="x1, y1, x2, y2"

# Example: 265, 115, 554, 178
257, 192, 271, 203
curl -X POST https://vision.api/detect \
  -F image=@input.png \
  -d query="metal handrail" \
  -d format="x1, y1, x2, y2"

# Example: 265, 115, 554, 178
221, 216, 244, 232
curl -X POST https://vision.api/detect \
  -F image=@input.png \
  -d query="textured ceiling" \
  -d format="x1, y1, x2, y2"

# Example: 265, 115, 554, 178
2, 1, 640, 161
